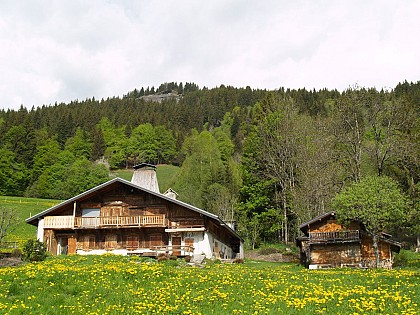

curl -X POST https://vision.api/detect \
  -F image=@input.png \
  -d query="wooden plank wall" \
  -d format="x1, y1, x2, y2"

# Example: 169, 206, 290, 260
310, 243, 361, 266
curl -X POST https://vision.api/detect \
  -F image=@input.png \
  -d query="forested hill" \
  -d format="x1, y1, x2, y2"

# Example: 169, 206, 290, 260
1, 81, 419, 245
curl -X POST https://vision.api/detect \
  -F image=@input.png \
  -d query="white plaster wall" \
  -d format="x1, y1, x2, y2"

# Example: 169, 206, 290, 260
196, 231, 236, 259
37, 219, 44, 241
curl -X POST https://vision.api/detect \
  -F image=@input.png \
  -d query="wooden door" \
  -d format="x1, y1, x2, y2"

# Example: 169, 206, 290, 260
214, 241, 220, 259
185, 238, 194, 254
172, 236, 181, 256
59, 237, 68, 255
68, 236, 76, 255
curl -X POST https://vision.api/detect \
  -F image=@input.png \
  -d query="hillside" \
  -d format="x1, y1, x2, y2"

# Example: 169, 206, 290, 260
0, 81, 419, 247
0, 196, 62, 243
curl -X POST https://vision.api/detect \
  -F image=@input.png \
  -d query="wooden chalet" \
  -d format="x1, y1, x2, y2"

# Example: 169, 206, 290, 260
296, 212, 401, 269
26, 164, 244, 259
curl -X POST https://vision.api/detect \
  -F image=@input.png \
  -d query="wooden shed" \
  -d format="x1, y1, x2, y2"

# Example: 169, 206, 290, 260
296, 212, 401, 269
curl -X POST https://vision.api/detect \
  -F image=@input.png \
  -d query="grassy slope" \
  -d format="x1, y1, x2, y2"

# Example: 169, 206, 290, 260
0, 197, 62, 242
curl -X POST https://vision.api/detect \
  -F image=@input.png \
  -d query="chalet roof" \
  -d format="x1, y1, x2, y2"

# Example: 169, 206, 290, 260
25, 178, 243, 241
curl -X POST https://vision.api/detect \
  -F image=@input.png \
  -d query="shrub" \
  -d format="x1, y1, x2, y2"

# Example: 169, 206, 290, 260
394, 250, 409, 267
233, 258, 244, 264
22, 239, 47, 262
184, 255, 192, 263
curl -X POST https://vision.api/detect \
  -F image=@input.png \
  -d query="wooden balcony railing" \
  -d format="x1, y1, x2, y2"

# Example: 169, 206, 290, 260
43, 215, 166, 229
309, 230, 360, 242
44, 215, 74, 229
74, 215, 166, 228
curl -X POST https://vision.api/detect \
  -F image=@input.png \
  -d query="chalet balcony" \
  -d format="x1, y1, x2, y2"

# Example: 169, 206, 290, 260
309, 230, 360, 243
43, 215, 166, 229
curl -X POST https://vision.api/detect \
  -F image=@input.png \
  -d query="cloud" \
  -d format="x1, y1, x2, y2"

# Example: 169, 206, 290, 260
0, 0, 419, 110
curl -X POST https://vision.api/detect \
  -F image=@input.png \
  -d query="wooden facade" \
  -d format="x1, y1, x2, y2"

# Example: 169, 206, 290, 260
26, 178, 243, 259
296, 212, 401, 269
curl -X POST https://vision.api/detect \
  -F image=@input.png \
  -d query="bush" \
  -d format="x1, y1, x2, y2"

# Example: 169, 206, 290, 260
22, 239, 47, 262
184, 255, 192, 263
393, 250, 409, 267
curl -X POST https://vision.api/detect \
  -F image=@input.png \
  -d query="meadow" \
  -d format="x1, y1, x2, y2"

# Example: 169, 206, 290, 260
0, 255, 419, 315
0, 196, 62, 243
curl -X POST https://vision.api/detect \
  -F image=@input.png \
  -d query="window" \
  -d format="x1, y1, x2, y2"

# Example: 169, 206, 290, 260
105, 234, 117, 249
127, 235, 139, 250
81, 209, 100, 227
82, 208, 100, 217
82, 235, 96, 250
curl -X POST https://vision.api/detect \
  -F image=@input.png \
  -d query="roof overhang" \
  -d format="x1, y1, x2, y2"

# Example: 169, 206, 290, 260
165, 227, 206, 233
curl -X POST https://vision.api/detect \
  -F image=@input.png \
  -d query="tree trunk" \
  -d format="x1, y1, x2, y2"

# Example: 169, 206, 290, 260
417, 235, 420, 253
282, 194, 288, 244
373, 234, 380, 268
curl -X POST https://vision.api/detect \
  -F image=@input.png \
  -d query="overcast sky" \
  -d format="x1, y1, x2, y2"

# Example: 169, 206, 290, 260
0, 1, 419, 110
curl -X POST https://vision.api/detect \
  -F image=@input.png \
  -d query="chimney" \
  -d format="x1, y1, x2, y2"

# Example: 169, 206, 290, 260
131, 163, 160, 193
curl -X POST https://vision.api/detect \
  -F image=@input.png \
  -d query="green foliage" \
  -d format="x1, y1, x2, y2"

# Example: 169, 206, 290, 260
27, 152, 109, 199
65, 127, 93, 159
333, 175, 408, 267
0, 148, 27, 196
126, 123, 176, 165
333, 176, 408, 233
22, 239, 47, 261
394, 250, 409, 267
173, 120, 241, 212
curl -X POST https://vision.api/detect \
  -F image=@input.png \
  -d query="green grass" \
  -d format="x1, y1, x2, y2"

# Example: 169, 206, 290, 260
0, 255, 418, 314
0, 196, 62, 243
110, 164, 180, 193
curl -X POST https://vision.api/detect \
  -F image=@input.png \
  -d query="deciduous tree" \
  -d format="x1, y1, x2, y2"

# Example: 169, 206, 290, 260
332, 176, 407, 267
